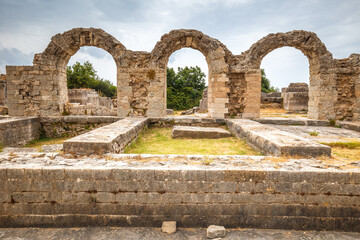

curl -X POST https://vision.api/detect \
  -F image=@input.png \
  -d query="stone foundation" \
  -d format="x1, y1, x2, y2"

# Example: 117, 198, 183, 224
0, 166, 359, 231
40, 116, 122, 138
0, 117, 40, 146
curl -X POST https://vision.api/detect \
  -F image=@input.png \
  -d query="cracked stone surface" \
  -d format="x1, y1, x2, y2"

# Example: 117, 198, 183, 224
267, 124, 360, 143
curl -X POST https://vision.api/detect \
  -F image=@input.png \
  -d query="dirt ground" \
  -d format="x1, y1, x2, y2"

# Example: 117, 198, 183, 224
0, 227, 359, 240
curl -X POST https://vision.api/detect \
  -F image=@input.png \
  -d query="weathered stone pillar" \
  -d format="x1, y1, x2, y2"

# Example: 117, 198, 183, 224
242, 70, 261, 119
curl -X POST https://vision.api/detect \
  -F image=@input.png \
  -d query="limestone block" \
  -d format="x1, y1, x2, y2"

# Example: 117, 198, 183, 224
172, 126, 232, 139
162, 221, 176, 234
207, 225, 226, 239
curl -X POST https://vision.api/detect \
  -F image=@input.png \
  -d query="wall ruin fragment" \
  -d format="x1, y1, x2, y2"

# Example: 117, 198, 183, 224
4, 28, 360, 120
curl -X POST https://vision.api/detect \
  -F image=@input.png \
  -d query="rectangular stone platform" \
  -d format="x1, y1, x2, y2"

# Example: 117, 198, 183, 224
63, 118, 148, 155
226, 119, 331, 157
172, 126, 232, 138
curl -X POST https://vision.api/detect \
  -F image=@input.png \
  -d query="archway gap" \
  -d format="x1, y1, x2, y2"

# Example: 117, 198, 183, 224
260, 46, 310, 89
166, 47, 210, 113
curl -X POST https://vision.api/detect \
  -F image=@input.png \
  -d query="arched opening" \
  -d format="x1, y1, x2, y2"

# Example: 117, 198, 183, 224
166, 48, 209, 116
260, 47, 310, 118
65, 46, 117, 116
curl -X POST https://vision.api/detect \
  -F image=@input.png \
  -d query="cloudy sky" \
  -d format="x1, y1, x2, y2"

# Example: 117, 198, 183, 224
0, 0, 359, 89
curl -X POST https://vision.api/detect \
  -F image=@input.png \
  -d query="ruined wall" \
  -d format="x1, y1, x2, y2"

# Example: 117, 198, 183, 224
334, 54, 360, 121
0, 167, 359, 231
0, 74, 6, 106
283, 83, 309, 111
67, 89, 116, 116
5, 28, 360, 120
0, 117, 40, 146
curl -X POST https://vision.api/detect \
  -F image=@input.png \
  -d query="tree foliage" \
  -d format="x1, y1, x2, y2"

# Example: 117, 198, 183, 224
67, 61, 117, 98
167, 66, 206, 110
261, 68, 279, 93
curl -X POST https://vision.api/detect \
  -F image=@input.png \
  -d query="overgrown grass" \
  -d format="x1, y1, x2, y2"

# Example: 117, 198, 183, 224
321, 140, 360, 161
0, 142, 3, 153
322, 141, 360, 149
25, 137, 70, 150
125, 127, 261, 155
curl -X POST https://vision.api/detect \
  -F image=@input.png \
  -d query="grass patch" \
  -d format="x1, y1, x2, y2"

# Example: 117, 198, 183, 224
309, 130, 319, 136
25, 137, 70, 150
320, 140, 360, 162
322, 141, 360, 149
0, 142, 3, 153
125, 127, 261, 155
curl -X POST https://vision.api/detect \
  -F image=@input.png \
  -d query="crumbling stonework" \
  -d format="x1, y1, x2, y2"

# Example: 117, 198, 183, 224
67, 89, 116, 116
5, 28, 360, 120
261, 92, 283, 109
283, 83, 309, 111
0, 74, 7, 115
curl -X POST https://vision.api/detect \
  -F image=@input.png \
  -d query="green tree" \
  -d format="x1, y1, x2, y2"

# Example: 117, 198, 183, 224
67, 61, 117, 98
167, 66, 206, 110
261, 69, 278, 93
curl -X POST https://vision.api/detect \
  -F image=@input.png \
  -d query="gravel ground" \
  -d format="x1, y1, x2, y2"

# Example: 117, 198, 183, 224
0, 227, 359, 240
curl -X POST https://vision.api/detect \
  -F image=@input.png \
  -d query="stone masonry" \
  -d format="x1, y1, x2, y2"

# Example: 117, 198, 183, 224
0, 117, 40, 146
198, 87, 208, 113
283, 83, 309, 112
0, 74, 6, 106
67, 89, 116, 116
4, 28, 360, 120
0, 166, 359, 231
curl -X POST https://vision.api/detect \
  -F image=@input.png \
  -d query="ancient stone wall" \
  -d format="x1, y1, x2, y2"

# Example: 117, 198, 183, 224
334, 54, 360, 121
0, 167, 359, 231
5, 28, 360, 120
0, 117, 40, 146
40, 116, 121, 138
0, 74, 6, 106
67, 89, 116, 116
283, 83, 309, 111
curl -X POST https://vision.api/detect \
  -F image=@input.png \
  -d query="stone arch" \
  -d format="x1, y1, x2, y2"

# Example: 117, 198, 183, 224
241, 30, 336, 120
36, 28, 126, 67
32, 28, 126, 115
151, 29, 233, 118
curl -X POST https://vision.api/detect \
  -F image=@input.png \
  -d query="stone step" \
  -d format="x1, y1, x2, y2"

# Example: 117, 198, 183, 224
226, 119, 331, 158
63, 118, 148, 155
171, 126, 232, 139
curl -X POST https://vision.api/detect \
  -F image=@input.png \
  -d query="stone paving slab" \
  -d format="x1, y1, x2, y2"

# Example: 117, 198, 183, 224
172, 126, 232, 138
255, 117, 330, 126
267, 124, 360, 143
339, 121, 360, 133
0, 227, 359, 240
227, 119, 331, 157
63, 118, 148, 155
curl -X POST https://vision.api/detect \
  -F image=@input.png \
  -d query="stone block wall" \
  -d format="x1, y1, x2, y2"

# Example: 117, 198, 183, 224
0, 167, 359, 231
0, 117, 40, 146
283, 83, 309, 112
4, 28, 360, 120
40, 116, 122, 138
